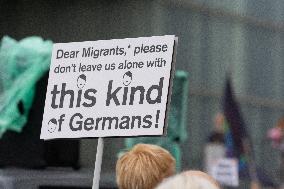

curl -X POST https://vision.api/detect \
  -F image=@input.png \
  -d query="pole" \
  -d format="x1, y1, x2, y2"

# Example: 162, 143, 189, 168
242, 138, 261, 189
92, 137, 104, 189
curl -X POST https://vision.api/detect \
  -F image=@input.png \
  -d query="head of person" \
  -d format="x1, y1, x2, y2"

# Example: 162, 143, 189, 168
155, 170, 221, 189
116, 143, 176, 189
213, 112, 225, 133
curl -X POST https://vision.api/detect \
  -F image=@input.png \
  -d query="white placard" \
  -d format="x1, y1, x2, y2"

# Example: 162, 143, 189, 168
210, 158, 239, 187
204, 143, 226, 173
40, 35, 177, 140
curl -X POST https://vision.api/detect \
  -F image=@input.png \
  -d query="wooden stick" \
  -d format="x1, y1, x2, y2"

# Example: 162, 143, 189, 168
92, 137, 104, 189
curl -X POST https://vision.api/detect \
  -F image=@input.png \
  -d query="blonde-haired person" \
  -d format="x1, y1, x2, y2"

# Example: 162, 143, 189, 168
155, 170, 221, 189
116, 143, 176, 189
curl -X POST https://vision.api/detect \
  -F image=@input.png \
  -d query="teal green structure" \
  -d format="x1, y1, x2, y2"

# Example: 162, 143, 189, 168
124, 70, 189, 170
0, 36, 52, 136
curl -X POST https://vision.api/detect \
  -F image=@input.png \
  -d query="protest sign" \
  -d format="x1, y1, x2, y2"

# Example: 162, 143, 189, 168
210, 158, 239, 187
41, 35, 177, 140
204, 143, 226, 173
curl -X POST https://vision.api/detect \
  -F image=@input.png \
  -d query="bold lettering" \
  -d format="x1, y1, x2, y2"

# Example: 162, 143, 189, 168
83, 89, 97, 107
122, 87, 128, 105
146, 77, 164, 104
118, 63, 123, 69
76, 90, 82, 107
95, 117, 102, 130
119, 116, 130, 129
162, 44, 168, 52
102, 117, 119, 130
119, 47, 124, 55
129, 86, 145, 105
82, 47, 91, 57
56, 49, 63, 59
84, 118, 94, 131
69, 113, 83, 131
64, 51, 69, 58
54, 65, 60, 73
106, 80, 121, 106
142, 115, 152, 128
131, 116, 141, 129
59, 83, 74, 108
150, 45, 155, 52
93, 49, 99, 58
51, 85, 60, 109
156, 45, 161, 52
134, 46, 140, 56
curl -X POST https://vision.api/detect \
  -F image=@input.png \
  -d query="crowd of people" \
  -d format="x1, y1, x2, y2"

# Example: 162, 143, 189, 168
116, 143, 221, 189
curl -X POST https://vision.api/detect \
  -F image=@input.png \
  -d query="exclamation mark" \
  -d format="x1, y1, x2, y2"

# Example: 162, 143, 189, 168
155, 110, 160, 128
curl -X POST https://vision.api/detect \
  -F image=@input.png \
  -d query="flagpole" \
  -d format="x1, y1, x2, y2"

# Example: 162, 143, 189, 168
222, 76, 261, 189
242, 138, 261, 189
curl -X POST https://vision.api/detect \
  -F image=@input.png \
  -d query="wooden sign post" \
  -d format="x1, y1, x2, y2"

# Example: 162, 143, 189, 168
92, 137, 104, 189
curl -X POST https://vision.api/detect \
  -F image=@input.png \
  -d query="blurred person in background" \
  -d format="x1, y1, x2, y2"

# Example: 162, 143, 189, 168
155, 170, 221, 189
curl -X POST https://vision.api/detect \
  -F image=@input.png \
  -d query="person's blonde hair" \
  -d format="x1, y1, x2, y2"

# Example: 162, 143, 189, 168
155, 170, 221, 189
116, 143, 176, 189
